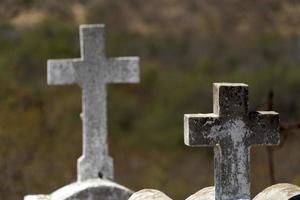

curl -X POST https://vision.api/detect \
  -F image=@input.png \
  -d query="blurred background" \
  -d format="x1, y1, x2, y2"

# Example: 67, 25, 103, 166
0, 0, 299, 199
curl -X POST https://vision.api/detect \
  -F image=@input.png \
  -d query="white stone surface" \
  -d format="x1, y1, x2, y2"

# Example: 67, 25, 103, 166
129, 189, 172, 200
129, 184, 300, 200
253, 183, 300, 200
24, 179, 133, 200
25, 195, 50, 200
186, 186, 215, 200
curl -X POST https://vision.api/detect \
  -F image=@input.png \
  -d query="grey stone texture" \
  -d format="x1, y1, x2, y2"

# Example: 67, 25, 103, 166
24, 24, 139, 200
129, 184, 300, 200
128, 187, 247, 200
25, 179, 133, 200
48, 24, 139, 182
184, 184, 300, 200
253, 183, 300, 200
184, 83, 280, 200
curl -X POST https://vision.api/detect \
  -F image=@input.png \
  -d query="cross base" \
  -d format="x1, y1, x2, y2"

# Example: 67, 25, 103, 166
77, 154, 113, 181
24, 179, 133, 200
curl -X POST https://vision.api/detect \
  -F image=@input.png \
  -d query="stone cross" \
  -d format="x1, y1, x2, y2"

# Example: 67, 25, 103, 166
48, 24, 139, 182
184, 83, 280, 200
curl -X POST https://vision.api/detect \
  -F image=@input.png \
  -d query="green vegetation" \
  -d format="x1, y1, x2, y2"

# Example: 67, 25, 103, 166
0, 1, 299, 199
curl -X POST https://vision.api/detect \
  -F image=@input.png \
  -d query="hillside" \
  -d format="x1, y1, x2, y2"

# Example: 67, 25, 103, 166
0, 1, 299, 199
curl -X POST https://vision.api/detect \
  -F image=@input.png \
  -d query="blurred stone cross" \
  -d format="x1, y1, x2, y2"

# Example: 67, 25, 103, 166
48, 24, 139, 181
24, 24, 139, 200
184, 83, 280, 200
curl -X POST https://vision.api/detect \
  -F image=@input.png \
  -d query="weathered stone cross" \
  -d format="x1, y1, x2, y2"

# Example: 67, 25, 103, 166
48, 24, 139, 182
184, 83, 280, 200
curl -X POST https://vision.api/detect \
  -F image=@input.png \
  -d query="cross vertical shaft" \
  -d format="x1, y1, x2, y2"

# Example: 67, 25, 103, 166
78, 83, 112, 181
215, 143, 250, 199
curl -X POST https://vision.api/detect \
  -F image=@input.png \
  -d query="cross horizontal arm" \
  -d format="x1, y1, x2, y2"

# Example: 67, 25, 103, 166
108, 57, 140, 83
248, 111, 280, 145
184, 114, 220, 146
47, 59, 80, 85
